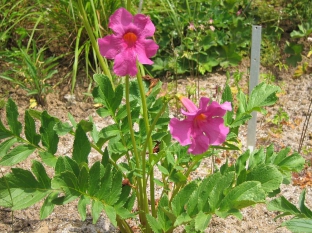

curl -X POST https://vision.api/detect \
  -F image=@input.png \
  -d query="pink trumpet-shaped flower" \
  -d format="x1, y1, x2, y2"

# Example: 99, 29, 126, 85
169, 96, 232, 155
98, 8, 159, 76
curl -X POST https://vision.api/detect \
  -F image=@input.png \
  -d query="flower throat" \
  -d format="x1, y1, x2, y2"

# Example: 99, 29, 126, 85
123, 32, 137, 46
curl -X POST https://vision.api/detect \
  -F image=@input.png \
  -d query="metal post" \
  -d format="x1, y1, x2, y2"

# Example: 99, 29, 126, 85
247, 25, 262, 152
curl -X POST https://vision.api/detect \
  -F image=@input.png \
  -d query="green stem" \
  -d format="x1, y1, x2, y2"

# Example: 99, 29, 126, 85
77, 0, 114, 89
126, 0, 131, 11
125, 75, 147, 227
117, 216, 133, 233
136, 64, 156, 218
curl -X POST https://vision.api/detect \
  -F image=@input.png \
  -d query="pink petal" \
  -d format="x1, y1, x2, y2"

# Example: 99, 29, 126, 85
113, 49, 137, 76
169, 118, 192, 146
180, 96, 198, 113
201, 118, 229, 145
133, 14, 156, 37
198, 97, 210, 111
135, 40, 158, 65
188, 134, 210, 155
205, 101, 232, 117
109, 8, 133, 35
98, 36, 122, 59
143, 39, 159, 58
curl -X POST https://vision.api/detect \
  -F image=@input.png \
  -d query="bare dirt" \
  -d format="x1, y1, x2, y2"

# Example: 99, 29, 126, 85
0, 58, 312, 233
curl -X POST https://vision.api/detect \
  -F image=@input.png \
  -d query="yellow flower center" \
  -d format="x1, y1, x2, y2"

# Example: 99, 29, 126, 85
196, 113, 207, 121
123, 32, 137, 46
194, 113, 207, 127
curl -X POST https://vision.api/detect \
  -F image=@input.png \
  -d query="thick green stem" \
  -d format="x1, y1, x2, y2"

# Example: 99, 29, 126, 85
126, 0, 131, 11
125, 76, 148, 227
77, 0, 114, 89
117, 216, 133, 233
136, 65, 156, 218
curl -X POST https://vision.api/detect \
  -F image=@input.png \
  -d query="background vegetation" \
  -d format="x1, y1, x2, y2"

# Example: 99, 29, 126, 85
1, 0, 311, 103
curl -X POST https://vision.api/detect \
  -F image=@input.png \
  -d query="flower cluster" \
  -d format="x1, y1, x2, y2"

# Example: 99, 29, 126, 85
169, 96, 231, 155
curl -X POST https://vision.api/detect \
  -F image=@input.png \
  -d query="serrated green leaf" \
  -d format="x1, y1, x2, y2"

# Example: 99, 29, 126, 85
31, 160, 51, 189
88, 162, 104, 196
267, 196, 300, 216
54, 121, 73, 136
67, 112, 77, 128
55, 156, 80, 178
282, 218, 312, 232
0, 168, 50, 210
247, 164, 283, 192
96, 107, 111, 118
195, 211, 211, 232
236, 90, 248, 115
215, 208, 243, 219
51, 171, 80, 204
100, 124, 119, 138
0, 137, 17, 158
129, 80, 141, 101
25, 110, 40, 145
116, 100, 138, 120
273, 147, 291, 165
157, 195, 172, 231
93, 74, 120, 115
72, 124, 90, 164
276, 152, 305, 173
106, 171, 122, 205
39, 151, 57, 167
78, 166, 89, 193
12, 190, 49, 210
299, 189, 312, 218
124, 192, 135, 211
40, 191, 58, 219
174, 212, 192, 227
187, 189, 199, 217
0, 145, 36, 166
209, 172, 235, 211
0, 120, 12, 139
219, 181, 265, 211
91, 199, 104, 224
197, 173, 221, 212
79, 120, 93, 132
172, 181, 197, 216
157, 164, 169, 175
111, 84, 123, 113
115, 206, 135, 219
247, 83, 281, 113
6, 98, 22, 136
78, 195, 90, 221
40, 111, 59, 154
104, 204, 117, 226
146, 214, 163, 233
115, 185, 131, 208
248, 148, 266, 169
97, 165, 113, 200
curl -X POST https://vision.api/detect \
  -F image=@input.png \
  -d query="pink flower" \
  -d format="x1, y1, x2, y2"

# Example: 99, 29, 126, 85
98, 8, 159, 76
188, 22, 196, 31
169, 96, 232, 155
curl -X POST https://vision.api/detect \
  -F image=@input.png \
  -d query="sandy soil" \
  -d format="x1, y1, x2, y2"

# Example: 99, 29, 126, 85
0, 62, 312, 232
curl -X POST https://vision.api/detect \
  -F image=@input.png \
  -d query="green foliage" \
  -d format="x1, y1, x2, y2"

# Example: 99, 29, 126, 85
147, 145, 304, 232
0, 72, 305, 232
267, 189, 312, 232
145, 0, 252, 76
0, 45, 60, 105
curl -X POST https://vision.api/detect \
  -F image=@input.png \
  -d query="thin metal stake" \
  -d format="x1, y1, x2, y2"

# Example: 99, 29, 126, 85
247, 25, 262, 152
